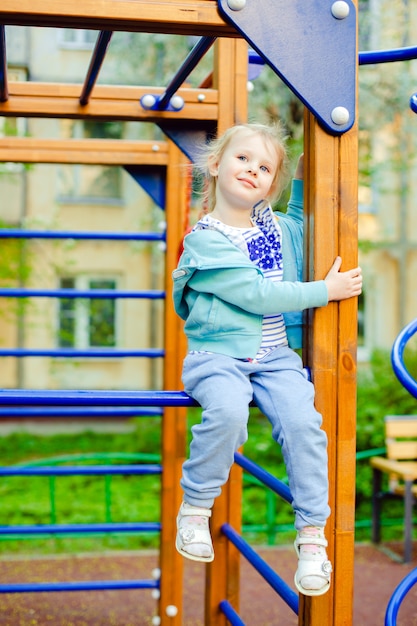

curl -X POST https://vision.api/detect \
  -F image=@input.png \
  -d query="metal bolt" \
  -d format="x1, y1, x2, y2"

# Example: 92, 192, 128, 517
141, 94, 156, 109
331, 1, 350, 19
170, 95, 184, 110
166, 605, 178, 617
331, 106, 350, 125
227, 0, 246, 10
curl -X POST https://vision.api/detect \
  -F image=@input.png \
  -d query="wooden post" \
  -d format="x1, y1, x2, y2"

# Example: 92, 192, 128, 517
300, 70, 359, 626
204, 37, 248, 626
160, 140, 189, 626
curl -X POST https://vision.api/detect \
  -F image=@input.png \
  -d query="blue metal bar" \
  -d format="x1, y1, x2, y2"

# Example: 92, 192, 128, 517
385, 567, 417, 626
0, 407, 162, 417
411, 93, 417, 114
0, 579, 159, 593
79, 31, 113, 105
234, 452, 292, 504
0, 389, 196, 407
221, 523, 299, 615
359, 45, 417, 65
0, 288, 165, 299
0, 465, 162, 477
0, 348, 164, 358
0, 25, 7, 102
0, 522, 161, 535
219, 600, 246, 626
0, 229, 165, 241
391, 318, 417, 400
248, 46, 417, 69
157, 36, 216, 110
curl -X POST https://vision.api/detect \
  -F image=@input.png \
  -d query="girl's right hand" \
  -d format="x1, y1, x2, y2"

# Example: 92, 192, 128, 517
324, 256, 362, 301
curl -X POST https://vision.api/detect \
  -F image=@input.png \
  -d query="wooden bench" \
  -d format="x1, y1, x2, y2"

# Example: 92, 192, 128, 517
370, 415, 417, 562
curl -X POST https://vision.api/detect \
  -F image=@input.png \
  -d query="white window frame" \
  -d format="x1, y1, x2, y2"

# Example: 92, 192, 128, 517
57, 29, 97, 50
57, 276, 120, 350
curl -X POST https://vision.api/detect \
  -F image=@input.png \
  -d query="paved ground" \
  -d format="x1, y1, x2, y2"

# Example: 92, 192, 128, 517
0, 542, 416, 625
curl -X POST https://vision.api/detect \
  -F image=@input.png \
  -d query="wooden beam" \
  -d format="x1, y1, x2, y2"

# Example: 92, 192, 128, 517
300, 97, 358, 626
205, 37, 248, 626
0, 0, 238, 37
0, 82, 218, 122
160, 140, 189, 626
0, 137, 169, 164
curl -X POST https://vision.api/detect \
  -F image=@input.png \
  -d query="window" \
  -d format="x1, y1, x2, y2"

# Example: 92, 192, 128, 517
58, 29, 97, 50
57, 121, 123, 203
58, 277, 118, 349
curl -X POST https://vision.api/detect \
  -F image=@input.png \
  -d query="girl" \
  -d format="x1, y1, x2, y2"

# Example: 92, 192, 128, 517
172, 123, 362, 596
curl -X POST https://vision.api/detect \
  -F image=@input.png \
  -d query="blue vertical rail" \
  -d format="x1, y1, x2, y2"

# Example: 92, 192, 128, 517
79, 31, 113, 105
391, 318, 417, 400
385, 567, 417, 626
156, 36, 216, 110
0, 25, 7, 102
383, 319, 417, 621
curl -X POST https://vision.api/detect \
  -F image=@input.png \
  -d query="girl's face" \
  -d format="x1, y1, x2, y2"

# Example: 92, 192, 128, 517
209, 130, 279, 212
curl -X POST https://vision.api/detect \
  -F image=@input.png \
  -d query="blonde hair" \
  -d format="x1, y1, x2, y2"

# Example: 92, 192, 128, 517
195, 122, 289, 212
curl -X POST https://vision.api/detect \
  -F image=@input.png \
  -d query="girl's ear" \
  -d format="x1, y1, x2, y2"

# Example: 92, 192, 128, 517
208, 154, 219, 176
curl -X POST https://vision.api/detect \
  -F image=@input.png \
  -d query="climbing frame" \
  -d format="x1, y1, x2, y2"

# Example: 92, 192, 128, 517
0, 2, 359, 625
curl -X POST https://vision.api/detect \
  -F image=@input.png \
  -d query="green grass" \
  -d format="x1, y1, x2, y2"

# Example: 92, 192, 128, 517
0, 419, 162, 555
0, 403, 407, 557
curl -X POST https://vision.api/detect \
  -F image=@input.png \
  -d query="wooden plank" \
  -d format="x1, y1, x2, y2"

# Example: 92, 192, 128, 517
0, 138, 169, 164
0, 83, 218, 122
0, 0, 238, 36
300, 80, 358, 625
160, 140, 189, 626
204, 37, 247, 626
386, 418, 417, 438
387, 442, 417, 459
370, 457, 417, 479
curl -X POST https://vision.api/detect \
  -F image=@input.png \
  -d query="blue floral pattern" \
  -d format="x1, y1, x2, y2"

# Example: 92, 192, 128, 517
247, 225, 283, 271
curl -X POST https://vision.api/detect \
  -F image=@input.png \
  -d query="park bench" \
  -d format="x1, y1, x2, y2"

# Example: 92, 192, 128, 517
370, 415, 417, 562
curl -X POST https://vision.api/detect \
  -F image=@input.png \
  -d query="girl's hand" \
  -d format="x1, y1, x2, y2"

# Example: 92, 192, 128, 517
325, 256, 362, 301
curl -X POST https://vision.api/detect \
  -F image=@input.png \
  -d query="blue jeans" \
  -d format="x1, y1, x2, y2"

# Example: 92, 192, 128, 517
181, 346, 330, 530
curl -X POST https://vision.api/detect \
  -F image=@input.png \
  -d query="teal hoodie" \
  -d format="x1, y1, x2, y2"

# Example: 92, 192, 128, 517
172, 179, 328, 359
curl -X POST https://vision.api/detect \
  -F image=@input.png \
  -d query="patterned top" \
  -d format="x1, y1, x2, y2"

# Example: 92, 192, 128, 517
194, 202, 288, 359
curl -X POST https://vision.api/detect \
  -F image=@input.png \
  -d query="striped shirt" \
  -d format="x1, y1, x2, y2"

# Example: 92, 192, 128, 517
194, 202, 288, 360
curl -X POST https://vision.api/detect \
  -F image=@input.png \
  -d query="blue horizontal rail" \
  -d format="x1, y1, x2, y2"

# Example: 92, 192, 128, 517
0, 464, 162, 477
359, 45, 417, 65
234, 452, 292, 504
0, 288, 164, 299
0, 229, 165, 241
221, 523, 298, 615
0, 348, 164, 358
0, 406, 163, 417
0, 389, 196, 406
0, 579, 159, 594
0, 522, 161, 535
248, 46, 417, 69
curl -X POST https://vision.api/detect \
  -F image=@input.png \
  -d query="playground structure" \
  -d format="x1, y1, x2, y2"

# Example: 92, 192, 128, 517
383, 319, 417, 625
0, 1, 415, 625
